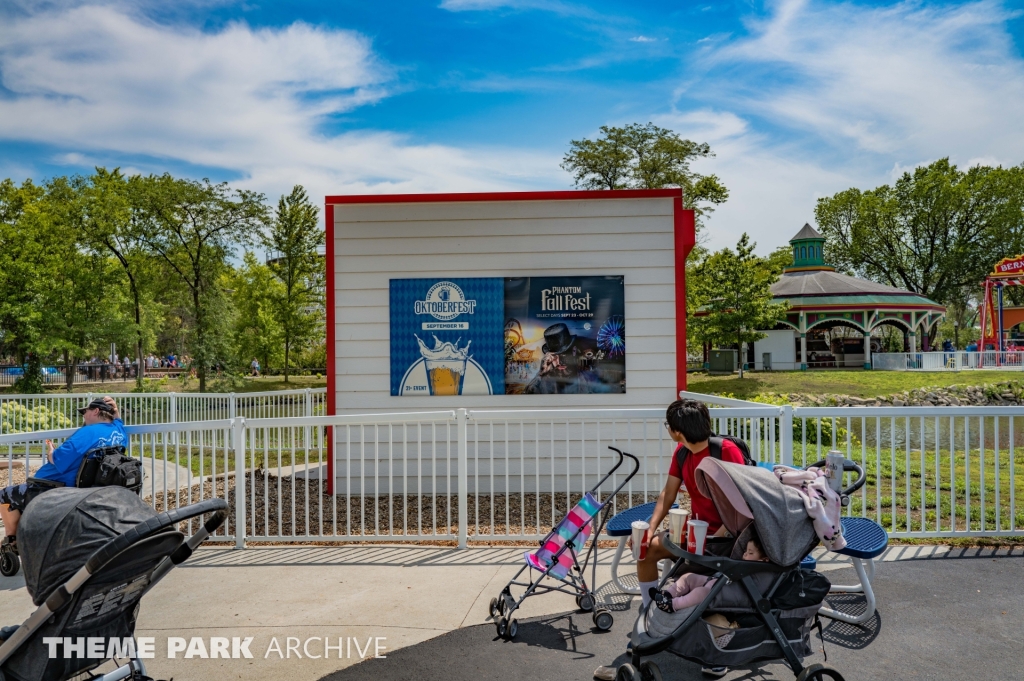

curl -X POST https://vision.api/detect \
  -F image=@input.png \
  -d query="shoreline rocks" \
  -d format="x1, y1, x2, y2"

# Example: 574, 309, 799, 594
772, 381, 1024, 407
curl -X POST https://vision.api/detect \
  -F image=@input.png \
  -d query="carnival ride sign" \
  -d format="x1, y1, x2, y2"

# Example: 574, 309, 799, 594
992, 254, 1024, 276
390, 276, 625, 396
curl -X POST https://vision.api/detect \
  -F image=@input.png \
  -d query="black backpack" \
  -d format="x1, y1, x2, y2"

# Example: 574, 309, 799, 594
75, 446, 144, 494
676, 434, 756, 469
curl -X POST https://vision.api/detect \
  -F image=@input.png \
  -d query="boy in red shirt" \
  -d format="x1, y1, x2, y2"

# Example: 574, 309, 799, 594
636, 399, 746, 607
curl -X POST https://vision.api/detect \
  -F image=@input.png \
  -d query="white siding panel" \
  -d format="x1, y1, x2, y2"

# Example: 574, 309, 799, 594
332, 198, 672, 223
336, 286, 675, 309
335, 218, 671, 244
335, 266, 675, 289
332, 196, 680, 413
336, 251, 675, 273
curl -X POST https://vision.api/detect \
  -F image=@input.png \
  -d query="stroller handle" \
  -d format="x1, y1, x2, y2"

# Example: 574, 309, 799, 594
84, 498, 228, 576
807, 457, 866, 506
590, 447, 641, 498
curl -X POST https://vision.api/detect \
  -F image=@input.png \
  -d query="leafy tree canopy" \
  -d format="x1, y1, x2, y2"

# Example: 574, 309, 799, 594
561, 122, 729, 227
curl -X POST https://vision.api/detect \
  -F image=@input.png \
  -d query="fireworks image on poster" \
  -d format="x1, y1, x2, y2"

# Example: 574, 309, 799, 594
597, 315, 625, 358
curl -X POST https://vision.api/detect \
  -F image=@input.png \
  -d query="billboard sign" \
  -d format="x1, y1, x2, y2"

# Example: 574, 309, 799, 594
504, 276, 625, 394
390, 276, 624, 396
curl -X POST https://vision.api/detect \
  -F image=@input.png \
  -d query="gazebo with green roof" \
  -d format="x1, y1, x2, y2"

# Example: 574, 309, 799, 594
759, 224, 945, 370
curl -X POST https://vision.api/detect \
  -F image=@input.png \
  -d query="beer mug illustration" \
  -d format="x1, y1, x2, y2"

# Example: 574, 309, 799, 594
415, 334, 472, 396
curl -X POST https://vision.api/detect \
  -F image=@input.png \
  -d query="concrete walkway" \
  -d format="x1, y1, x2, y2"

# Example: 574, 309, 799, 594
0, 544, 1020, 680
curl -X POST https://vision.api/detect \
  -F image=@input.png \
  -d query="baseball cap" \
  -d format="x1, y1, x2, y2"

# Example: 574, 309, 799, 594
77, 398, 116, 416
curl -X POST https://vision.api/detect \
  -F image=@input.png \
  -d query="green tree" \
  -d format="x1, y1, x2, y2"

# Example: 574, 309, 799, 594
35, 177, 127, 391
0, 179, 47, 385
229, 252, 284, 374
561, 122, 729, 225
138, 175, 268, 391
689, 234, 787, 378
263, 185, 324, 382
816, 159, 1024, 345
81, 168, 163, 388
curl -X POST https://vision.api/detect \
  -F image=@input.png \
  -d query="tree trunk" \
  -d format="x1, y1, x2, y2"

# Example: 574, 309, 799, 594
737, 330, 744, 379
132, 285, 144, 389
63, 349, 73, 392
284, 340, 290, 383
194, 287, 206, 393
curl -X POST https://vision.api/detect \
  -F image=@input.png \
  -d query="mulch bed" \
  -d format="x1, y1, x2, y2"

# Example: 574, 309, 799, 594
144, 470, 667, 541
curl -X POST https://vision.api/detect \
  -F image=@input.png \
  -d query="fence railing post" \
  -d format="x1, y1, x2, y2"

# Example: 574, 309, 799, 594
233, 417, 246, 549
168, 392, 178, 444
456, 408, 468, 549
780, 405, 793, 467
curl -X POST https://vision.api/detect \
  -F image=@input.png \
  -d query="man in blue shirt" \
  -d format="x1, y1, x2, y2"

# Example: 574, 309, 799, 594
0, 396, 126, 552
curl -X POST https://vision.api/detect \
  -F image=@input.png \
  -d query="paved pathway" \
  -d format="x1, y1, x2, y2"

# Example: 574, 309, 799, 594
0, 545, 1020, 680
320, 548, 1024, 681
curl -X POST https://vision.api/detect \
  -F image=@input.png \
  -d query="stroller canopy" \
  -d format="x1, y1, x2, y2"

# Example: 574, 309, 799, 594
19, 486, 158, 605
694, 458, 816, 566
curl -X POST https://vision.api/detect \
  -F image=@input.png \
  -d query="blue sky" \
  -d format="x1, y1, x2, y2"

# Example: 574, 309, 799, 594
1, 0, 1023, 252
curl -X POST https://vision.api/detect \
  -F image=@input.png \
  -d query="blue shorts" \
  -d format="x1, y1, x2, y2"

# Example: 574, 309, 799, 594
0, 483, 51, 513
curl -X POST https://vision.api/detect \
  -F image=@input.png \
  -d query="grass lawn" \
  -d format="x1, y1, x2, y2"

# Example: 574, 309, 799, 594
687, 369, 1024, 399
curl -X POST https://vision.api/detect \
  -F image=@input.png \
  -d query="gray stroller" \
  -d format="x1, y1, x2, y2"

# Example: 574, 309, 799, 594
0, 486, 226, 681
619, 456, 865, 681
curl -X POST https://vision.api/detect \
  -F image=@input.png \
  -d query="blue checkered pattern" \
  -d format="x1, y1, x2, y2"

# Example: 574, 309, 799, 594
390, 278, 505, 396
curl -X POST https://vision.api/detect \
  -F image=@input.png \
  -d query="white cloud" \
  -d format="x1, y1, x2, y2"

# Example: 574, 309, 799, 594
707, 0, 1024, 164
630, 35, 656, 43
0, 5, 562, 212
663, 0, 1024, 253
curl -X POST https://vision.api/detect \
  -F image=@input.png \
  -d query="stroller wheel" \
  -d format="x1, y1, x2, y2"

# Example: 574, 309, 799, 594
489, 597, 500, 619
496, 617, 508, 638
593, 608, 614, 631
615, 663, 642, 681
639, 661, 663, 681
796, 663, 845, 681
0, 551, 18, 577
577, 593, 596, 612
507, 618, 519, 639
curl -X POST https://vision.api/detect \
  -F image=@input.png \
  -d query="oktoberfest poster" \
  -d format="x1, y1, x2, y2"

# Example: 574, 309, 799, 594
390, 278, 505, 396
390, 276, 625, 396
503, 276, 625, 394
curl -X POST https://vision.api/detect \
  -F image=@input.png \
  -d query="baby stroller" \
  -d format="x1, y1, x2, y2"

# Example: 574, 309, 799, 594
0, 485, 227, 681
489, 447, 639, 640
619, 455, 865, 681
1, 445, 145, 578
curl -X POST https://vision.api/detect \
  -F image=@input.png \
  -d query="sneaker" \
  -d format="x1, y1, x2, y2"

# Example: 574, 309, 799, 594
702, 667, 728, 678
0, 536, 15, 555
593, 666, 617, 681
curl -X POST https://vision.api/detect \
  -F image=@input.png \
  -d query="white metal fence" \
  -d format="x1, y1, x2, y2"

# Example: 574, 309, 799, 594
873, 351, 1024, 371
0, 389, 327, 433
2, 399, 1021, 546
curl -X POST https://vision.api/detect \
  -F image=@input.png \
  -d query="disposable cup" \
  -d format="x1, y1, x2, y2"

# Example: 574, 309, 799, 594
825, 451, 845, 493
687, 519, 709, 556
668, 509, 689, 546
631, 520, 650, 561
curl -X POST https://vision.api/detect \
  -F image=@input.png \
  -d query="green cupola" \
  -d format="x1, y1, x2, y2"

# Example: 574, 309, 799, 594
785, 223, 835, 272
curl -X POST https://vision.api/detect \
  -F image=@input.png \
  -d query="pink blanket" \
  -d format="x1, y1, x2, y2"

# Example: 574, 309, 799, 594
773, 466, 846, 551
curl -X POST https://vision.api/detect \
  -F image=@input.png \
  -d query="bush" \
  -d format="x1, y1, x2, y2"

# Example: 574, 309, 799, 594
0, 402, 74, 434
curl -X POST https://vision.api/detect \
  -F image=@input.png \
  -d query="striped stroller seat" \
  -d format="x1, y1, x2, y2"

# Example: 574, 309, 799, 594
525, 492, 601, 578
490, 447, 639, 640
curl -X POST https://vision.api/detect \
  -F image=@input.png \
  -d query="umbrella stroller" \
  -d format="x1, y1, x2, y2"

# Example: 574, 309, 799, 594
489, 447, 639, 639
619, 456, 865, 681
0, 486, 227, 681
